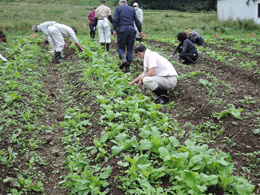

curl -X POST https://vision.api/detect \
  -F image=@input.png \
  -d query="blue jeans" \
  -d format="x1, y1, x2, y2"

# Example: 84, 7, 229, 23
117, 26, 136, 62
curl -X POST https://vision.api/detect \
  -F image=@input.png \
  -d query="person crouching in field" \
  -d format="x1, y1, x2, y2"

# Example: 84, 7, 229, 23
185, 30, 204, 46
0, 31, 7, 43
47, 24, 84, 63
129, 44, 178, 105
169, 32, 198, 65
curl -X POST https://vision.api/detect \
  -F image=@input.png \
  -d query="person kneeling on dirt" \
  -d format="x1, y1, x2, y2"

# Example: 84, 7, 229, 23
47, 24, 84, 63
185, 30, 204, 46
31, 21, 57, 53
129, 44, 178, 105
169, 32, 198, 65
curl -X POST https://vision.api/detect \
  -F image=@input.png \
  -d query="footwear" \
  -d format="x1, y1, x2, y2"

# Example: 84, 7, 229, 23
101, 42, 105, 49
105, 43, 110, 51
119, 54, 127, 69
55, 51, 63, 63
153, 86, 169, 105
155, 95, 169, 105
124, 62, 131, 73
178, 56, 185, 63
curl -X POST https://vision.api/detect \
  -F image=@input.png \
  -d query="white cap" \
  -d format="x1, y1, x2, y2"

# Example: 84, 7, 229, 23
133, 2, 138, 6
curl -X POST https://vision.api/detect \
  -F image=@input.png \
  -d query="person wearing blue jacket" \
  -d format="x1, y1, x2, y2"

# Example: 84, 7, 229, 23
112, 0, 143, 73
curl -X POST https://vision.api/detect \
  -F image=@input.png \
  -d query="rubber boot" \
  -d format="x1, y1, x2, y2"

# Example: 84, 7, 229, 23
153, 86, 169, 105
105, 43, 110, 51
101, 42, 105, 50
124, 62, 131, 73
55, 51, 63, 63
119, 53, 127, 69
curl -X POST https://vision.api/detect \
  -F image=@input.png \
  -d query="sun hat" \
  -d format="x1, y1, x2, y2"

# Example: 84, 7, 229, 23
133, 2, 138, 6
31, 25, 37, 32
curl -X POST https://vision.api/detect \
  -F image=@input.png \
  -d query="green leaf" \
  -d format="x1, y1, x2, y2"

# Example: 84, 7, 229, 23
236, 183, 255, 195
100, 166, 112, 179
111, 145, 124, 155
169, 136, 179, 147
140, 139, 152, 151
183, 171, 197, 189
253, 129, 260, 135
158, 147, 171, 161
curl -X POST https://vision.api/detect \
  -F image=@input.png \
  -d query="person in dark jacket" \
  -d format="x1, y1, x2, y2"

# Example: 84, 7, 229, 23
169, 32, 198, 65
112, 0, 143, 73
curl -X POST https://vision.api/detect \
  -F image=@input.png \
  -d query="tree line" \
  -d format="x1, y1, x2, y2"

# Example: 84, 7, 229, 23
111, 0, 217, 11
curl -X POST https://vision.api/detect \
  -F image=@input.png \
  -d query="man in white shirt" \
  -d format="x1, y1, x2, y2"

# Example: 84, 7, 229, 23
32, 21, 57, 53
133, 2, 143, 42
129, 44, 178, 104
94, 0, 113, 51
47, 24, 84, 63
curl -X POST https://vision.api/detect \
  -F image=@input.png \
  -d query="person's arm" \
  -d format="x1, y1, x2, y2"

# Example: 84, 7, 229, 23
108, 15, 113, 24
181, 40, 188, 54
129, 72, 144, 85
112, 8, 119, 32
94, 18, 98, 27
139, 9, 143, 23
88, 12, 91, 20
169, 42, 181, 58
134, 11, 142, 33
75, 42, 84, 51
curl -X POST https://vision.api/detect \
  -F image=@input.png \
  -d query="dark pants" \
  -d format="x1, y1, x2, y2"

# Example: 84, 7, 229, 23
177, 48, 198, 63
117, 26, 136, 62
89, 23, 95, 39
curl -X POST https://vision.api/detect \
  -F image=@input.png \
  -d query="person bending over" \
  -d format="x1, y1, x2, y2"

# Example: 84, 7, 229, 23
129, 44, 178, 105
169, 32, 198, 65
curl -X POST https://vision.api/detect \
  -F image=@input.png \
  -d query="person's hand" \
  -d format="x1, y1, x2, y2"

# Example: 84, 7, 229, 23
129, 81, 134, 85
139, 32, 144, 38
81, 48, 85, 51
65, 43, 69, 49
168, 54, 174, 59
138, 80, 143, 87
113, 31, 117, 37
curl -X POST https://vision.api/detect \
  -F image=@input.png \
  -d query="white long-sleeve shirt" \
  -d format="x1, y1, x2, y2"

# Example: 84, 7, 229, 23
37, 21, 57, 42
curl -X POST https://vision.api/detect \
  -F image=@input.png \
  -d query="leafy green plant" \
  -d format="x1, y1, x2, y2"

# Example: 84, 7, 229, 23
212, 104, 244, 120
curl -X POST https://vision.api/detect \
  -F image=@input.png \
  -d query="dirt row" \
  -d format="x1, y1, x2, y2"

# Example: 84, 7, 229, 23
138, 39, 260, 190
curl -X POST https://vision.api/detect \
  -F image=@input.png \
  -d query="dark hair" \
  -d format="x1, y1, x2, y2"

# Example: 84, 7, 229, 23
71, 27, 77, 34
133, 44, 146, 53
177, 32, 187, 42
100, 0, 105, 3
0, 33, 6, 42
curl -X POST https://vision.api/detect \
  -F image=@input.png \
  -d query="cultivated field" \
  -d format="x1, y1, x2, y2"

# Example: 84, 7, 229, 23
0, 2, 259, 195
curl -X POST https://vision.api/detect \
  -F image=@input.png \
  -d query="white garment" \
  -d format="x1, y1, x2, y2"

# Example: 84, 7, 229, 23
142, 49, 178, 91
47, 24, 78, 52
97, 20, 111, 43
143, 49, 178, 77
134, 8, 143, 38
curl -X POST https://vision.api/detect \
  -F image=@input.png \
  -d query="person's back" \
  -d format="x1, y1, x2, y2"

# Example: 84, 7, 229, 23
114, 4, 139, 28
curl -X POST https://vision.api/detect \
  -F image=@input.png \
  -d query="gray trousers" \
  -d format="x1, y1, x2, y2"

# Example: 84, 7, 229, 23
47, 26, 64, 52
143, 75, 178, 91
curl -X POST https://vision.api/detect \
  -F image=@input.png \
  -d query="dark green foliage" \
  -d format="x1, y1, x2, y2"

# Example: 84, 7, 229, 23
0, 0, 217, 11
